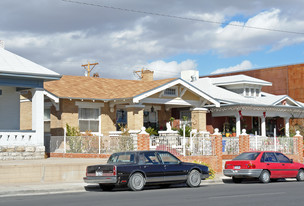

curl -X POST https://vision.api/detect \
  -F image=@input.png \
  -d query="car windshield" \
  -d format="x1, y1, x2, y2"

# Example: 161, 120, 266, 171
233, 152, 260, 160
107, 153, 135, 164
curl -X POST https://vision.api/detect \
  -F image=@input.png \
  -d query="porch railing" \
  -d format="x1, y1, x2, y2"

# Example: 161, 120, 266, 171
0, 130, 37, 146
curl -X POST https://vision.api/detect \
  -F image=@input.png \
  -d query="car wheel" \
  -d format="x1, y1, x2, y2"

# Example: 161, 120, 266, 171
232, 177, 243, 183
186, 170, 201, 187
259, 170, 270, 183
128, 173, 146, 191
296, 169, 304, 181
99, 184, 115, 191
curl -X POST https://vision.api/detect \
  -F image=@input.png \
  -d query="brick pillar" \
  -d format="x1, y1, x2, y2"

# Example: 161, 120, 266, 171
294, 131, 304, 164
137, 128, 150, 151
126, 105, 145, 130
191, 108, 207, 132
239, 129, 250, 154
211, 129, 222, 173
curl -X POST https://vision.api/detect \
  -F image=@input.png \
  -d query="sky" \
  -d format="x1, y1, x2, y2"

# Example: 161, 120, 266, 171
1, 0, 304, 80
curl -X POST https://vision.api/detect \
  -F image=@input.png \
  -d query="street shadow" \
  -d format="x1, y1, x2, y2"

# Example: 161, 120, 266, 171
222, 178, 292, 184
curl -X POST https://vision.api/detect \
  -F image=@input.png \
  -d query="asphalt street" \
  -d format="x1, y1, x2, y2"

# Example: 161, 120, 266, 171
1, 180, 304, 206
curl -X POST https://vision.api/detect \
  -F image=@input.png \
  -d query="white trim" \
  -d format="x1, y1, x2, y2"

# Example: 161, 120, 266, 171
44, 90, 59, 103
76, 101, 104, 108
163, 86, 178, 97
132, 78, 220, 107
140, 97, 200, 107
180, 87, 187, 98
125, 104, 145, 109
192, 108, 208, 111
272, 96, 302, 108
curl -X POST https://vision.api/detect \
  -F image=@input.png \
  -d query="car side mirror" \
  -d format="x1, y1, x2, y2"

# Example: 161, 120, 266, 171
290, 159, 293, 163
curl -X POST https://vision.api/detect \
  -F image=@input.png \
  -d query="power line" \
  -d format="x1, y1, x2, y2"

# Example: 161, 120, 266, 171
62, 0, 304, 35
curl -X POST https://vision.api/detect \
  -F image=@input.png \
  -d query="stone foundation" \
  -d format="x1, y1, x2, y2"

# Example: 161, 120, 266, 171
0, 146, 45, 160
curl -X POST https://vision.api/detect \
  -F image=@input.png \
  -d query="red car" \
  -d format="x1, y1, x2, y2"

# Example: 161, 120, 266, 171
223, 151, 304, 183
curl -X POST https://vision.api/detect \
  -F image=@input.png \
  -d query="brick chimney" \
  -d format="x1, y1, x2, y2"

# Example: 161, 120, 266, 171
141, 69, 154, 81
0, 40, 4, 49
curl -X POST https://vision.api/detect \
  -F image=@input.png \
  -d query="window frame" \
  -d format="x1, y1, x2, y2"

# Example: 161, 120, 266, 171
163, 87, 178, 97
78, 107, 101, 134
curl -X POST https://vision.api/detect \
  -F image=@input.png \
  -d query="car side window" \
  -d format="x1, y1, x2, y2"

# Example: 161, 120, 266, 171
139, 152, 161, 165
264, 152, 278, 163
275, 153, 290, 163
158, 152, 180, 164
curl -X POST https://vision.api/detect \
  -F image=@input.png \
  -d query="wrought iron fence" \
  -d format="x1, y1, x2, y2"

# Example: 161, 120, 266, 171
150, 135, 184, 156
249, 136, 297, 154
47, 134, 136, 154
222, 137, 239, 155
188, 131, 214, 156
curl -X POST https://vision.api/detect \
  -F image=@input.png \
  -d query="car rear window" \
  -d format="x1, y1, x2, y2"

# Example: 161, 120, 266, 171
107, 153, 135, 164
233, 152, 260, 160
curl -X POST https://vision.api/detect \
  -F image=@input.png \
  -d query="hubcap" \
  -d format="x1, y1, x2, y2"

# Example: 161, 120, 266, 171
190, 171, 200, 185
299, 171, 304, 180
133, 174, 144, 189
263, 172, 270, 182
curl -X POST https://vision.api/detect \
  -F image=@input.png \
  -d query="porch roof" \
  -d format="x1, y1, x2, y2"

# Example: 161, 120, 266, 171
0, 48, 61, 80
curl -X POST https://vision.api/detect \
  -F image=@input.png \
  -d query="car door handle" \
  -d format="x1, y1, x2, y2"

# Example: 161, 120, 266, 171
282, 164, 285, 166
267, 164, 270, 165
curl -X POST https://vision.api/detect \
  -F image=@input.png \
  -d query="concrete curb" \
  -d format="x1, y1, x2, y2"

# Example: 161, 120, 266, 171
0, 177, 227, 197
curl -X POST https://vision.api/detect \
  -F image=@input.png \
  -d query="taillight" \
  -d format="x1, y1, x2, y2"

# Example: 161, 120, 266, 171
113, 165, 117, 176
247, 163, 256, 169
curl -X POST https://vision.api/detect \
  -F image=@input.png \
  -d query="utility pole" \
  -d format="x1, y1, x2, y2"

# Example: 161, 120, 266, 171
81, 62, 99, 77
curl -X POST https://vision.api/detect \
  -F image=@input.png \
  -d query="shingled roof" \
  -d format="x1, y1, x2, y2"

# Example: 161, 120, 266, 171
44, 75, 176, 100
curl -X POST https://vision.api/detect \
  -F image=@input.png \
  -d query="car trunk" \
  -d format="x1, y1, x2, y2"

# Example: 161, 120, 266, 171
86, 164, 117, 177
225, 160, 255, 170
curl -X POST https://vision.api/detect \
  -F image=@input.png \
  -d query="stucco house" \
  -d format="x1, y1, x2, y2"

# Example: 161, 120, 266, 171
192, 74, 304, 137
20, 71, 220, 137
0, 41, 61, 159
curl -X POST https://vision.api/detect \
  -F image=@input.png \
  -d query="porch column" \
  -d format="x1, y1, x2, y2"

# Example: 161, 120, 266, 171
126, 105, 145, 131
261, 116, 266, 137
236, 113, 241, 137
191, 108, 207, 132
284, 117, 290, 137
31, 88, 44, 146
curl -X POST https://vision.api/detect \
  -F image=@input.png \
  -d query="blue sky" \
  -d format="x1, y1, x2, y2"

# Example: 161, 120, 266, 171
1, 0, 304, 79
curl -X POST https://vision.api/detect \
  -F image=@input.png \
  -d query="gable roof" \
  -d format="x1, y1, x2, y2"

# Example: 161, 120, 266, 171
210, 74, 272, 86
0, 48, 61, 80
44, 75, 176, 100
192, 76, 304, 108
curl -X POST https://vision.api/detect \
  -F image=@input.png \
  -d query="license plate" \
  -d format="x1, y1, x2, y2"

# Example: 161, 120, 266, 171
234, 166, 241, 170
96, 171, 103, 176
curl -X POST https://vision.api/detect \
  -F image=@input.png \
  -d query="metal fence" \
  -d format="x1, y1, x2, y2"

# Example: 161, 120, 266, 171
187, 131, 214, 156
222, 137, 239, 155
150, 135, 184, 156
47, 135, 137, 154
249, 136, 297, 154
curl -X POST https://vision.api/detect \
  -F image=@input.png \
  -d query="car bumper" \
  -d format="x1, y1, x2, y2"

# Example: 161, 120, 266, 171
83, 176, 117, 184
223, 169, 263, 178
201, 173, 211, 179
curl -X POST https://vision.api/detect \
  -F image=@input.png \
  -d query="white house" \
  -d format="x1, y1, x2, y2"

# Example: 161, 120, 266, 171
0, 41, 61, 159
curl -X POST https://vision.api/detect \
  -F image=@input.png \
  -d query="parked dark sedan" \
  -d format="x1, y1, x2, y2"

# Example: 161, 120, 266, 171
83, 150, 210, 191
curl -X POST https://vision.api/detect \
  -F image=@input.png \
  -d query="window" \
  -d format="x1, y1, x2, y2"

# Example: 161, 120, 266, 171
233, 152, 260, 160
44, 108, 51, 133
251, 88, 255, 96
256, 89, 260, 97
116, 109, 127, 130
164, 88, 177, 96
79, 108, 99, 132
144, 110, 158, 129
245, 88, 250, 96
139, 152, 161, 165
158, 152, 180, 164
180, 110, 191, 126
107, 153, 135, 164
275, 153, 291, 163
263, 152, 278, 163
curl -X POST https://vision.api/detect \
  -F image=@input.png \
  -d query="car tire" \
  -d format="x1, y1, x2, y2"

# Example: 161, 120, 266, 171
259, 170, 270, 183
99, 184, 115, 191
232, 177, 243, 183
186, 170, 201, 187
128, 173, 146, 191
296, 169, 304, 181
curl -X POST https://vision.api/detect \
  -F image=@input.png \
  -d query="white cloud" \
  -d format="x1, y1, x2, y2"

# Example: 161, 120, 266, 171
211, 60, 253, 74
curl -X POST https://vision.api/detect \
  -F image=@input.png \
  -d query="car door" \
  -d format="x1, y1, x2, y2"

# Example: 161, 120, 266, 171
261, 152, 282, 178
275, 152, 298, 178
138, 152, 165, 183
158, 151, 187, 182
